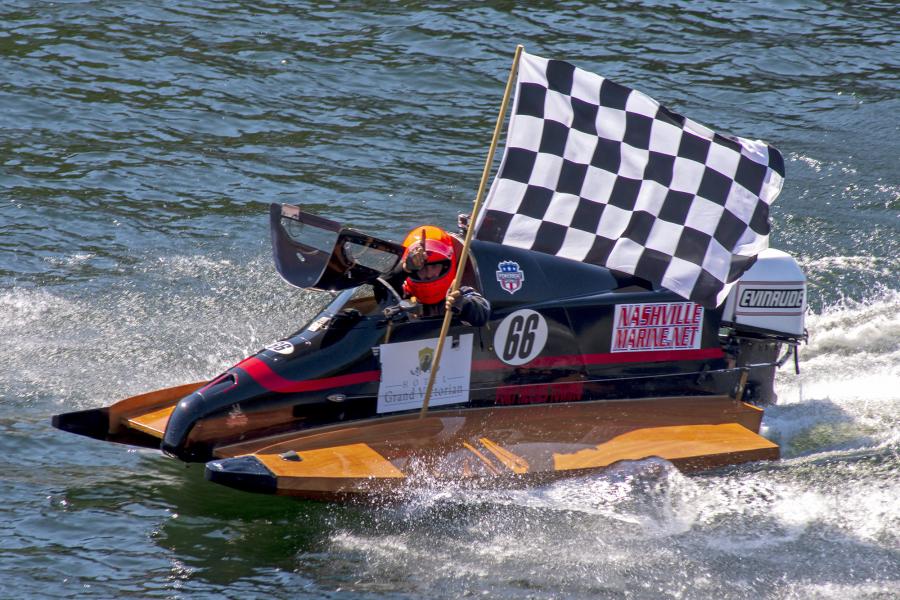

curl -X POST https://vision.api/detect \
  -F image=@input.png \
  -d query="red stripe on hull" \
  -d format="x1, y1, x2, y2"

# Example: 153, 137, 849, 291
472, 347, 724, 371
237, 357, 380, 394
583, 347, 724, 365
237, 347, 724, 394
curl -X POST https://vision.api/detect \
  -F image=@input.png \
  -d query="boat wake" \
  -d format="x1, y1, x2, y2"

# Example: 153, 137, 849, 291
322, 289, 900, 598
768, 288, 900, 456
7, 250, 897, 597
1, 251, 328, 412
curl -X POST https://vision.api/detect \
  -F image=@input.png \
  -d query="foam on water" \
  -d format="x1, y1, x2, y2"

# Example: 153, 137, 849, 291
323, 456, 899, 598
0, 249, 328, 410
802, 290, 900, 361
7, 247, 897, 598
767, 289, 900, 459
12, 276, 893, 598
325, 449, 899, 597
800, 255, 897, 285
1, 0, 897, 596
320, 290, 900, 598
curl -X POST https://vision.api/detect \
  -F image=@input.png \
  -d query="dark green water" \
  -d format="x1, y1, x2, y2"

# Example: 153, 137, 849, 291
1, 1, 898, 598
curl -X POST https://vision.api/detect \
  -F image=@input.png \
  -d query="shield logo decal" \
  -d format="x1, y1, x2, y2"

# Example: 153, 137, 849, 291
418, 346, 434, 373
496, 261, 525, 294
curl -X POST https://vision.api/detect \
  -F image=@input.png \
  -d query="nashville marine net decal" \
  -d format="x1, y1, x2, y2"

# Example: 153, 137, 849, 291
611, 302, 703, 352
496, 260, 525, 294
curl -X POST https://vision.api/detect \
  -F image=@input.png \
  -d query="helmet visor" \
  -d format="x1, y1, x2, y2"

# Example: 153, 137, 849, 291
409, 260, 451, 282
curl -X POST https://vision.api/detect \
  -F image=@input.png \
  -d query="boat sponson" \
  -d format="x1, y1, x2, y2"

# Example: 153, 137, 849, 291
203, 396, 779, 499
52, 407, 109, 438
52, 407, 162, 449
205, 455, 277, 495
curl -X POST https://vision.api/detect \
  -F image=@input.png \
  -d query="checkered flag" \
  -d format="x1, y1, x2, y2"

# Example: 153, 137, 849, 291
474, 52, 785, 306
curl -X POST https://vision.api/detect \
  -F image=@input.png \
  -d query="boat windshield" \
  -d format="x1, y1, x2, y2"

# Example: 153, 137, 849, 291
271, 204, 405, 291
325, 283, 391, 318
341, 238, 399, 274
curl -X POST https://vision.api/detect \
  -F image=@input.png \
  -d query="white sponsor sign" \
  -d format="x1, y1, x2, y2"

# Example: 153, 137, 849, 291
611, 302, 703, 352
376, 334, 473, 414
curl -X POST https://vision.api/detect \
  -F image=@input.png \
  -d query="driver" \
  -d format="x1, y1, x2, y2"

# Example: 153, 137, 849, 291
400, 226, 490, 327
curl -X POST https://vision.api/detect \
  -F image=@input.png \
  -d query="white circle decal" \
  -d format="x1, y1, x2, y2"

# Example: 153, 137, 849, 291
493, 309, 548, 366
265, 340, 294, 355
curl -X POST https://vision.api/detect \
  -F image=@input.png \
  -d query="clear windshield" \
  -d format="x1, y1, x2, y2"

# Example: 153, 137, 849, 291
281, 215, 338, 257
325, 284, 386, 318
341, 239, 400, 273
271, 203, 404, 292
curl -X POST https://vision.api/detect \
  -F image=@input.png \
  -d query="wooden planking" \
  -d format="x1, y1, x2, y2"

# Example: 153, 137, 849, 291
553, 423, 779, 471
215, 412, 456, 458
214, 395, 764, 460
126, 405, 176, 438
215, 395, 780, 498
108, 380, 207, 434
251, 422, 778, 499
187, 405, 298, 444
255, 443, 405, 479
462, 442, 503, 475
479, 437, 529, 474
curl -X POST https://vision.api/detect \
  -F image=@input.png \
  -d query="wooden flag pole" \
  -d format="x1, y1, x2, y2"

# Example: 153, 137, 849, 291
419, 44, 524, 418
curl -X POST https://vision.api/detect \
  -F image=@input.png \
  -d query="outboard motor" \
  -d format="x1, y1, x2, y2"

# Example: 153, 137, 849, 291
720, 249, 807, 404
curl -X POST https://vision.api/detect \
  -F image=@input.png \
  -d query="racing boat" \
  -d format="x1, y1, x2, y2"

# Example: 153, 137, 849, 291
53, 203, 807, 500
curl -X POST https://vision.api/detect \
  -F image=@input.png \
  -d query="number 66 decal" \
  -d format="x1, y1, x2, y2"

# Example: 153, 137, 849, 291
493, 309, 548, 366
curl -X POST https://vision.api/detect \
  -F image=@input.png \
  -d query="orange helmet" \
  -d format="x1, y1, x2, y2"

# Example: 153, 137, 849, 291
401, 226, 457, 304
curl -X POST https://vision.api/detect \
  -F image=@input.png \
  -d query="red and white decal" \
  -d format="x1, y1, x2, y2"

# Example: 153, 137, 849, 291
496, 261, 525, 294
611, 302, 703, 352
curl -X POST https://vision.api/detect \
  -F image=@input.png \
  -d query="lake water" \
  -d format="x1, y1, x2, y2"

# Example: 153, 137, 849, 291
1, 1, 898, 598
